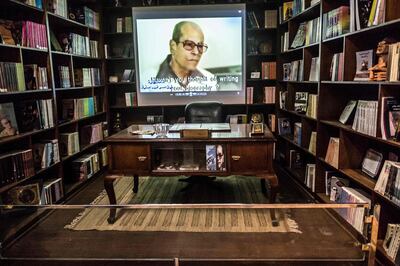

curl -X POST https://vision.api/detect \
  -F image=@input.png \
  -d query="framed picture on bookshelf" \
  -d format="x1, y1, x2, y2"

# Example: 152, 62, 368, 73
0, 102, 19, 139
250, 72, 261, 79
361, 149, 383, 178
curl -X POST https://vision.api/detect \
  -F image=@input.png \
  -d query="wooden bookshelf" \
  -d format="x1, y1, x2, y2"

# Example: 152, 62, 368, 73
0, 0, 108, 245
276, 0, 400, 264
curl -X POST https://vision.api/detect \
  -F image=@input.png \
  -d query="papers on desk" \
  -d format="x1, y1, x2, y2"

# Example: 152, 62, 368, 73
170, 123, 231, 132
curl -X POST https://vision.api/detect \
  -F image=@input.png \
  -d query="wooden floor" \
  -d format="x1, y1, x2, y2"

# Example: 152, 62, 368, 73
1, 172, 366, 266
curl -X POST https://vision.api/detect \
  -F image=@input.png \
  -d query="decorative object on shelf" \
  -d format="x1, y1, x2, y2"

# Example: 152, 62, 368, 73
251, 122, 264, 135
368, 38, 395, 81
109, 76, 119, 83
112, 112, 123, 132
250, 71, 261, 79
361, 149, 383, 178
258, 41, 272, 54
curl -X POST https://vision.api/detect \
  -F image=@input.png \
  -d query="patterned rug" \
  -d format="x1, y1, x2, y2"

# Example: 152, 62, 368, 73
65, 176, 301, 233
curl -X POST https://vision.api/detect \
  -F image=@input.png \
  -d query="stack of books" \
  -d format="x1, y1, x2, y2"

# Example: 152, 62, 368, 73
89, 40, 99, 58
74, 68, 101, 87
21, 21, 48, 49
48, 0, 68, 18
20, 0, 43, 8
60, 132, 80, 156
375, 160, 400, 206
80, 122, 104, 146
264, 87, 275, 104
0, 62, 26, 92
58, 66, 71, 88
116, 17, 132, 33
24, 64, 49, 90
352, 100, 378, 137
14, 100, 54, 132
306, 94, 318, 118
72, 153, 100, 181
32, 139, 60, 170
382, 223, 400, 264
330, 52, 344, 81
125, 92, 137, 107
323, 6, 350, 40
83, 6, 100, 30
261, 62, 276, 79
41, 178, 64, 204
0, 149, 35, 186
62, 97, 97, 120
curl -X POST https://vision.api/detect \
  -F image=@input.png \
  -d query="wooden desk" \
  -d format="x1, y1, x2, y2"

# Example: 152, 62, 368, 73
104, 124, 278, 224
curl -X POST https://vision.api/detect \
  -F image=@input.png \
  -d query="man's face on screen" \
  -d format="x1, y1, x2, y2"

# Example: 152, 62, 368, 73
172, 24, 204, 72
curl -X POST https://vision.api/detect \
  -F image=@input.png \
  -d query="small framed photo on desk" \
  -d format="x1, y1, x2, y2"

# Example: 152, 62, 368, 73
251, 123, 264, 135
250, 72, 261, 79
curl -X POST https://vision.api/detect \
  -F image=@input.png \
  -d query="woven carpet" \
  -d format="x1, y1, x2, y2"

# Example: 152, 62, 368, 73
65, 176, 301, 233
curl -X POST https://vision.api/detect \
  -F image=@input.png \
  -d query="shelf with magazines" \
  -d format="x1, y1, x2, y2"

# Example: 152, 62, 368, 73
277, 2, 400, 261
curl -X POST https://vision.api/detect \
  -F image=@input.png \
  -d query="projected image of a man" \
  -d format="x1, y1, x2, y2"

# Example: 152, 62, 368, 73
156, 21, 217, 90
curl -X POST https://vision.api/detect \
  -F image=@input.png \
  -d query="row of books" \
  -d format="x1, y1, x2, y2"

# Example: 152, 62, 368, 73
375, 160, 400, 207
0, 149, 35, 187
327, 175, 371, 234
48, 0, 68, 18
21, 0, 43, 8
247, 10, 277, 29
279, 0, 320, 23
325, 137, 339, 168
279, 118, 317, 154
351, 100, 378, 137
283, 60, 304, 81
72, 147, 108, 181
261, 62, 277, 80
290, 17, 320, 49
58, 65, 71, 88
382, 223, 400, 263
381, 97, 400, 141
350, 0, 386, 31
89, 40, 99, 58
60, 132, 80, 156
330, 52, 344, 81
70, 33, 95, 57
33, 139, 60, 170
21, 21, 48, 50
246, 87, 276, 104
41, 178, 63, 204
0, 100, 54, 138
0, 19, 46, 50
0, 63, 49, 92
83, 6, 100, 30
74, 68, 101, 87
281, 32, 289, 52
104, 43, 134, 59
323, 6, 350, 40
280, 90, 318, 119
125, 92, 137, 107
62, 97, 97, 121
387, 42, 400, 82
116, 17, 133, 33
80, 122, 104, 147
0, 62, 26, 92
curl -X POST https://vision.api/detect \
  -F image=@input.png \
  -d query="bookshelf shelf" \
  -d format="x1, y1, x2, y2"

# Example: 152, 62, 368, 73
106, 57, 134, 61
279, 134, 316, 157
340, 169, 376, 192
0, 43, 48, 53
47, 12, 100, 32
104, 32, 132, 36
247, 28, 276, 32
281, 42, 319, 55
320, 120, 400, 150
62, 142, 101, 162
0, 89, 52, 97
0, 127, 55, 145
65, 167, 106, 194
377, 241, 396, 266
51, 51, 101, 61
280, 2, 320, 26
316, 193, 330, 204
1, 0, 44, 13
58, 112, 107, 127
106, 82, 136, 85
0, 161, 61, 194
55, 85, 104, 91
283, 109, 317, 122
247, 79, 276, 82
247, 53, 276, 57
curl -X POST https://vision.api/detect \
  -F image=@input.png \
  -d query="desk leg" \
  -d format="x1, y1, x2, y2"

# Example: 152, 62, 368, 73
260, 176, 279, 227
133, 174, 139, 193
104, 176, 117, 224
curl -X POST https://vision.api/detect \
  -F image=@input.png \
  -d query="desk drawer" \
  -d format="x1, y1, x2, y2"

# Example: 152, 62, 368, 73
229, 143, 273, 173
110, 144, 150, 174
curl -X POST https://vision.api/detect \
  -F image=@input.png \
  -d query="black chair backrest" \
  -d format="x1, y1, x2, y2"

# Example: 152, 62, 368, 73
185, 101, 223, 123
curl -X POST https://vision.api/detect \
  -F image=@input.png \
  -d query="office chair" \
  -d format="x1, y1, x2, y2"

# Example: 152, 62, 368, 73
179, 101, 224, 186
184, 101, 223, 123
